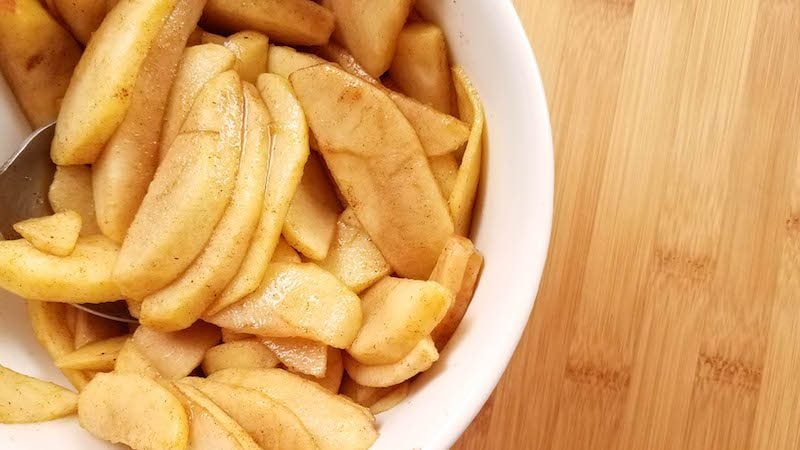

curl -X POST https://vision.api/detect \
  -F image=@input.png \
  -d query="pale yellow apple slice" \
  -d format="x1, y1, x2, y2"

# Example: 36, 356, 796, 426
224, 31, 269, 83
262, 337, 328, 378
0, 365, 77, 423
428, 153, 459, 198
289, 64, 454, 279
202, 340, 280, 375
49, 165, 101, 236
28, 301, 91, 390
55, 335, 130, 371
140, 83, 270, 331
297, 347, 343, 393
132, 321, 221, 379
271, 237, 302, 263
52, 0, 181, 164
13, 211, 81, 256
344, 337, 438, 388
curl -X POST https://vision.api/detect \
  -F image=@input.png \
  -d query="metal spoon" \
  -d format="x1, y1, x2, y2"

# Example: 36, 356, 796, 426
0, 122, 136, 323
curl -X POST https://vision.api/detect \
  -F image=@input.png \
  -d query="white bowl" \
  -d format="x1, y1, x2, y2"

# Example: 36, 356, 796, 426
0, 0, 553, 448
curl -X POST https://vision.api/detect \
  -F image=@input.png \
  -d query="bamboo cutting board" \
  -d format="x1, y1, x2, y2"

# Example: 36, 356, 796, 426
455, 1, 800, 449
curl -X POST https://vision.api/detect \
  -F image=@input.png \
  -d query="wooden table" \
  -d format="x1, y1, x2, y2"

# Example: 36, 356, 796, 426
455, 1, 800, 449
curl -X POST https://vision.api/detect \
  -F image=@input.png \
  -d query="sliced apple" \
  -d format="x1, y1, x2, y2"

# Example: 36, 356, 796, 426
271, 237, 302, 263
160, 44, 236, 160
73, 310, 129, 349
27, 301, 91, 390
208, 263, 362, 349
93, 0, 206, 243
78, 373, 189, 450
283, 153, 341, 260
0, 236, 121, 303
115, 71, 244, 300
428, 153, 459, 198
289, 64, 454, 279
211, 73, 310, 314
202, 340, 280, 375
209, 368, 377, 450
224, 31, 269, 83
52, 0, 181, 164
49, 165, 101, 236
267, 45, 325, 79
13, 211, 81, 256
262, 337, 328, 378
297, 347, 343, 393
348, 277, 452, 365
132, 322, 221, 379
53, 0, 107, 44
200, 30, 226, 45
345, 337, 438, 388
0, 0, 81, 127
0, 365, 77, 423
180, 377, 319, 449
140, 83, 270, 331
202, 0, 334, 46
317, 208, 391, 293
56, 335, 130, 372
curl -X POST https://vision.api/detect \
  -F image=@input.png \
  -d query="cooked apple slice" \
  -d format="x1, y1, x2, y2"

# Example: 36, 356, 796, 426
262, 337, 328, 378
202, 0, 334, 46
449, 66, 485, 235
389, 22, 454, 114
53, 0, 107, 44
429, 236, 483, 349
0, 0, 81, 127
74, 310, 129, 349
348, 277, 452, 365
202, 340, 280, 375
78, 373, 189, 450
315, 43, 377, 83
160, 44, 236, 160
200, 30, 226, 44
132, 321, 221, 379
271, 237, 302, 263
297, 347, 343, 393
28, 301, 91, 390
209, 368, 377, 450
140, 83, 270, 331
208, 263, 362, 349
56, 335, 130, 371
93, 0, 206, 243
345, 337, 437, 388
283, 153, 341, 260
210, 73, 310, 313
429, 153, 459, 198
0, 236, 121, 303
0, 365, 77, 423
290, 64, 454, 279
13, 211, 81, 256
341, 377, 410, 414
323, 0, 413, 77
114, 340, 162, 380
115, 71, 244, 300
180, 377, 319, 449
49, 166, 101, 236
317, 208, 391, 293
52, 0, 182, 164
224, 31, 269, 83
267, 45, 325, 78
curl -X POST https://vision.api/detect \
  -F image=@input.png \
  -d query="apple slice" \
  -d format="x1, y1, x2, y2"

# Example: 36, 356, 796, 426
55, 335, 130, 371
13, 211, 81, 256
0, 365, 77, 424
132, 321, 221, 379
262, 337, 328, 378
344, 337, 438, 388
224, 31, 269, 83
202, 340, 280, 375
49, 166, 101, 236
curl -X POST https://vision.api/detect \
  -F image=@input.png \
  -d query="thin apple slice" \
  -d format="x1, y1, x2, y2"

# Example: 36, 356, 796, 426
344, 337, 438, 388
56, 335, 130, 371
28, 301, 91, 390
202, 340, 280, 375
271, 237, 302, 263
132, 322, 221, 379
262, 337, 328, 378
297, 347, 343, 393
0, 365, 77, 423
428, 153, 459, 198
49, 166, 101, 236
13, 211, 81, 256
224, 31, 269, 83
290, 64, 454, 279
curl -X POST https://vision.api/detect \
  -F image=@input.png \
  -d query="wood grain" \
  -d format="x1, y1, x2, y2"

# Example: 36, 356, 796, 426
455, 1, 800, 449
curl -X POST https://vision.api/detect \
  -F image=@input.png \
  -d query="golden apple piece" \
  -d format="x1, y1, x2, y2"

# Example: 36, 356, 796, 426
13, 211, 81, 256
429, 153, 459, 198
115, 71, 244, 300
55, 335, 130, 371
367, 381, 409, 414
132, 321, 221, 379
267, 45, 325, 79
0, 236, 121, 303
160, 44, 236, 161
449, 66, 485, 235
344, 337, 438, 388
324, 0, 414, 77
202, 0, 334, 46
52, 0, 181, 165
49, 165, 101, 236
348, 277, 452, 365
210, 73, 310, 313
317, 208, 391, 293
0, 365, 77, 423
290, 64, 454, 279
200, 30, 226, 45
224, 31, 269, 83
341, 377, 410, 414
53, 0, 107, 44
262, 337, 328, 378
28, 301, 91, 390
283, 153, 341, 260
140, 83, 270, 331
389, 22, 455, 114
271, 237, 302, 263
429, 236, 483, 349
78, 373, 189, 450
73, 310, 129, 349
114, 340, 163, 381
311, 43, 469, 156
180, 377, 319, 450
209, 368, 377, 450
208, 263, 362, 349
0, 0, 80, 127
297, 347, 343, 393
202, 340, 280, 375
93, 0, 207, 243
